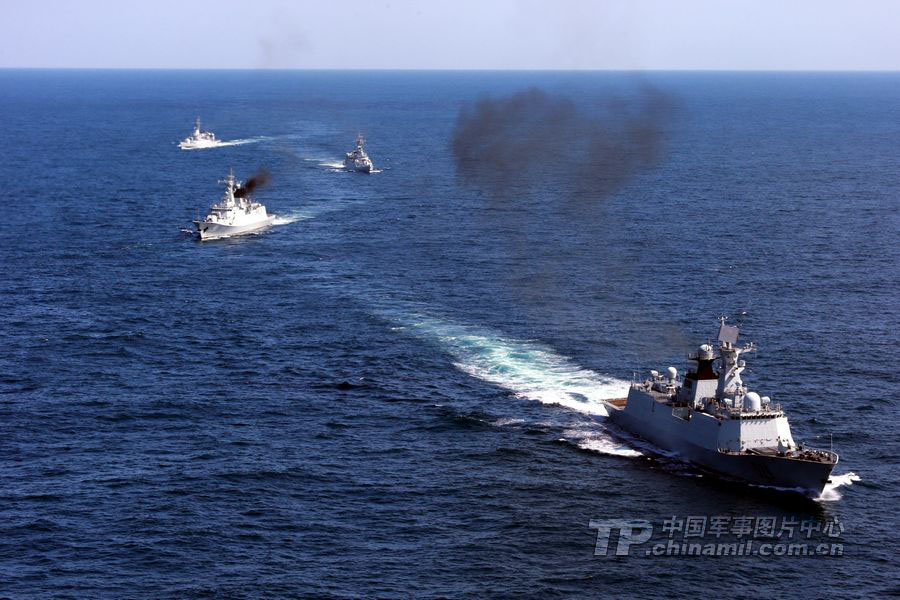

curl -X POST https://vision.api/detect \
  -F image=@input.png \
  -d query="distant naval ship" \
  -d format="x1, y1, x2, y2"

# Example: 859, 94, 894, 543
605, 318, 837, 495
343, 134, 374, 173
192, 171, 274, 240
179, 118, 218, 150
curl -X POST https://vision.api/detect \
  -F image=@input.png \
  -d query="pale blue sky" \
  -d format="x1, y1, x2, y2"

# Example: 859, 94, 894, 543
2, 0, 898, 70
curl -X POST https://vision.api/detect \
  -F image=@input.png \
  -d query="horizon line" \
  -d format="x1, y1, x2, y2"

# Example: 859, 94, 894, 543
1, 67, 899, 73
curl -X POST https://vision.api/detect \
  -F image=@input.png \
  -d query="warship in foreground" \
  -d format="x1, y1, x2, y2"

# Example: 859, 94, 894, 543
192, 171, 274, 240
605, 319, 837, 495
343, 134, 374, 173
179, 118, 218, 149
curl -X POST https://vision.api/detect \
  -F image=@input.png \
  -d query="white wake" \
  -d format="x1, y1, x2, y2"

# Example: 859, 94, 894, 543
383, 310, 637, 458
319, 160, 346, 169
271, 210, 311, 226
816, 472, 861, 502
179, 136, 270, 150
270, 198, 367, 226
403, 314, 627, 415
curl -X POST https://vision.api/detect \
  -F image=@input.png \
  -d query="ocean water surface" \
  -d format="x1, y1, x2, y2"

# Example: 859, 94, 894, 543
0, 70, 898, 598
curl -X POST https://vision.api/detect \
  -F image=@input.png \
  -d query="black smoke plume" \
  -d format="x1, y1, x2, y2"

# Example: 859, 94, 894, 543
234, 169, 270, 198
451, 86, 674, 202
450, 85, 685, 353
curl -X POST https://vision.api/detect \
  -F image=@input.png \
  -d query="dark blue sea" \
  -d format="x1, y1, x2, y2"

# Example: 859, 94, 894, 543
0, 70, 898, 598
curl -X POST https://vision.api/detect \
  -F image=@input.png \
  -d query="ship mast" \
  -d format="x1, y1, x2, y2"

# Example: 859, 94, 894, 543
218, 169, 236, 207
715, 316, 755, 400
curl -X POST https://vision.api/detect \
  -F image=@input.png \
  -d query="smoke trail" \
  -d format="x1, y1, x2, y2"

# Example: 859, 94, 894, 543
450, 85, 686, 351
234, 169, 270, 198
451, 85, 674, 202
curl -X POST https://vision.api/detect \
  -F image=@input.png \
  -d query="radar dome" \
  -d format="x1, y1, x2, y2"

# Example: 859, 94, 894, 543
666, 367, 678, 381
743, 391, 761, 412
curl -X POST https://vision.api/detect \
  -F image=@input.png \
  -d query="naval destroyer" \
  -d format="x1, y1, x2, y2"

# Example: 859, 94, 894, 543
192, 171, 274, 240
343, 134, 374, 173
605, 319, 837, 495
179, 118, 218, 150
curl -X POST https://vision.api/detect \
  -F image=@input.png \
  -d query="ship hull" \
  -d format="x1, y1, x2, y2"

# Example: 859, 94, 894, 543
608, 408, 836, 495
344, 160, 372, 173
193, 216, 275, 240
179, 140, 220, 150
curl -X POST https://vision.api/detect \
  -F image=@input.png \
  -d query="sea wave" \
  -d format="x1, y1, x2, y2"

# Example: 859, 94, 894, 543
816, 472, 861, 502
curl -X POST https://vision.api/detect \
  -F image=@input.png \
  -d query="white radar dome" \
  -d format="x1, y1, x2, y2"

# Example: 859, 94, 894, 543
666, 367, 678, 380
743, 391, 761, 412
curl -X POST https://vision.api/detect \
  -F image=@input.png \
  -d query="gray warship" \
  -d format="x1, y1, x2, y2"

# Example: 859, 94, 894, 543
605, 318, 837, 495
343, 133, 374, 173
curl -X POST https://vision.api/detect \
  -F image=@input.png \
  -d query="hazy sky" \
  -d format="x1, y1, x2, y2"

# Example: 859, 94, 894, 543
2, 0, 898, 70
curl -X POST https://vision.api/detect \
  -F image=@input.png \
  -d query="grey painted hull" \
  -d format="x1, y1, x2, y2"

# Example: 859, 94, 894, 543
609, 409, 836, 494
193, 216, 274, 240
344, 160, 372, 173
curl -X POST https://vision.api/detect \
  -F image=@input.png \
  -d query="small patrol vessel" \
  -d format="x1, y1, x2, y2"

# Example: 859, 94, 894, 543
605, 318, 837, 495
192, 171, 274, 240
343, 134, 374, 173
179, 118, 218, 149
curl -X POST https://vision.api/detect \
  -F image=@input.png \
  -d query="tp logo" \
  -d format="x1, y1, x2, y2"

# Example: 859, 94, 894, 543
589, 519, 653, 556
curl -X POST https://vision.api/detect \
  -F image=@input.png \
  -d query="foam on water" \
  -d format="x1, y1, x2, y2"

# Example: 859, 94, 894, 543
306, 158, 347, 170
377, 308, 640, 456
216, 137, 270, 147
817, 472, 861, 502
561, 428, 643, 457
491, 417, 525, 427
179, 136, 270, 150
268, 196, 369, 226
401, 314, 628, 415
271, 211, 311, 226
